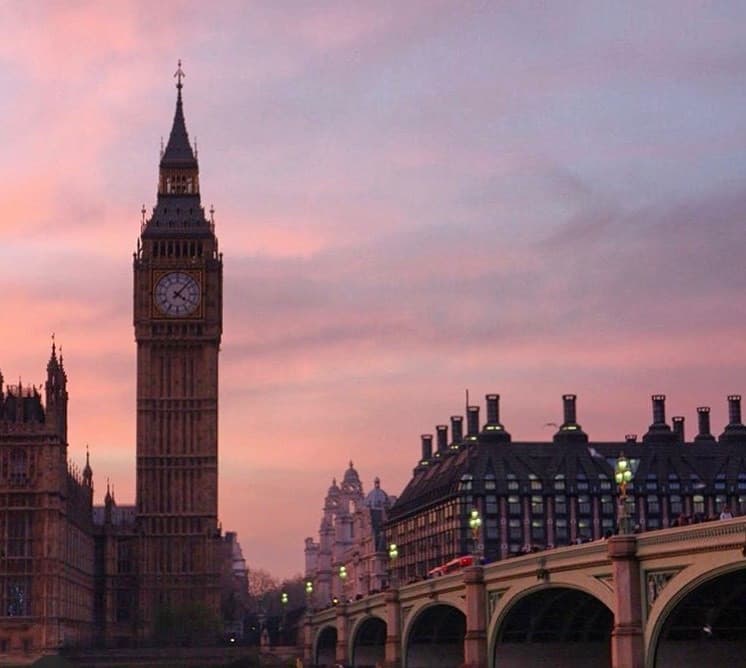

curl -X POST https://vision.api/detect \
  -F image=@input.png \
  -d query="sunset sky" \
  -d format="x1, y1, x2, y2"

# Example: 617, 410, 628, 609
1, 2, 746, 579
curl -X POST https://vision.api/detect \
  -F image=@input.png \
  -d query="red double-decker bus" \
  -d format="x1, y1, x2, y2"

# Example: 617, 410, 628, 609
427, 555, 474, 578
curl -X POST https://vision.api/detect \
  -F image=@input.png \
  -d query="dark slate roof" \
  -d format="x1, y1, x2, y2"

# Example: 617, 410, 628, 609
388, 436, 746, 521
160, 86, 196, 168
142, 196, 212, 238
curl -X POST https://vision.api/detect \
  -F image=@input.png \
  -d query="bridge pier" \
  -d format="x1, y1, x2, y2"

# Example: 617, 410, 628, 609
461, 565, 487, 668
608, 535, 644, 668
384, 588, 402, 668
336, 602, 349, 666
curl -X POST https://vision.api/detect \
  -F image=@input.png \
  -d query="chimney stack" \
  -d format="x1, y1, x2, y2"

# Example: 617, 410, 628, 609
643, 394, 677, 443
563, 394, 577, 425
625, 434, 637, 444
481, 393, 511, 442
728, 395, 742, 426
719, 395, 746, 442
652, 395, 666, 425
554, 394, 587, 444
466, 406, 479, 439
450, 415, 463, 446
672, 416, 685, 443
695, 407, 715, 442
486, 394, 499, 424
420, 434, 433, 461
436, 425, 448, 452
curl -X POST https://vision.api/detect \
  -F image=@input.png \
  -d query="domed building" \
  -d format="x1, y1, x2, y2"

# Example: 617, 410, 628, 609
304, 463, 396, 606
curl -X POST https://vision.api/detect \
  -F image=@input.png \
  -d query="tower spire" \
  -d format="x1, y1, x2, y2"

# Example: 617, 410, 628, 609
160, 60, 197, 169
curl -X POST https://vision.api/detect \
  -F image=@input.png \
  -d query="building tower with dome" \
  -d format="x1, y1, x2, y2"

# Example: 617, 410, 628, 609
304, 463, 396, 607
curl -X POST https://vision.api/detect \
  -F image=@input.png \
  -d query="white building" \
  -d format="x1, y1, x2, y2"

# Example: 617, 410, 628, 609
304, 462, 396, 607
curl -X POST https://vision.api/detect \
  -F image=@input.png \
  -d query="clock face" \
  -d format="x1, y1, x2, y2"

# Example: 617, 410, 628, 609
154, 272, 201, 317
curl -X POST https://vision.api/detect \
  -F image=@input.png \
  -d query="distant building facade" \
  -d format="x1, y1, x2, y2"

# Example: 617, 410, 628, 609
386, 393, 746, 584
305, 463, 396, 606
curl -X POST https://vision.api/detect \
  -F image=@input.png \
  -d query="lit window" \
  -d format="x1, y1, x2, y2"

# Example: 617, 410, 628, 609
554, 474, 566, 491
531, 495, 544, 514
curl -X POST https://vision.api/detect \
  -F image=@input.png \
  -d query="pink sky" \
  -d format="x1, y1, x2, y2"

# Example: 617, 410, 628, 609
1, 2, 746, 578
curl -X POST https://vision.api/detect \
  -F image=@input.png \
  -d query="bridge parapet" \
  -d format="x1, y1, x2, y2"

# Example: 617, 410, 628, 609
306, 521, 746, 668
636, 516, 746, 559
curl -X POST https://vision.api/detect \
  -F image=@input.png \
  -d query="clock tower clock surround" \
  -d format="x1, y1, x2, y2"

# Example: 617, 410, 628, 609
132, 67, 223, 638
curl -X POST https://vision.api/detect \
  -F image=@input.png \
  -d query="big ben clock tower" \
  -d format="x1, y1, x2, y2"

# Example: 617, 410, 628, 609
133, 63, 223, 636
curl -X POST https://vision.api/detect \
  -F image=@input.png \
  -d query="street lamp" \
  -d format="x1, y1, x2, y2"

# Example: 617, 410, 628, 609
469, 508, 482, 558
280, 591, 288, 643
615, 452, 634, 534
338, 565, 348, 602
304, 579, 314, 611
388, 542, 398, 589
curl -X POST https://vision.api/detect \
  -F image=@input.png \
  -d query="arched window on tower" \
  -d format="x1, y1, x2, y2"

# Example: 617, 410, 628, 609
9, 450, 27, 486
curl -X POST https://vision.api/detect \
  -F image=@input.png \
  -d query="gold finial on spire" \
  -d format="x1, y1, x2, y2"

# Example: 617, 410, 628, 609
174, 59, 185, 89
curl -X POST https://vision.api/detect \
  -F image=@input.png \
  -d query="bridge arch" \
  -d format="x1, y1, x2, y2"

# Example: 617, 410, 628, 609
646, 561, 746, 668
349, 614, 387, 667
403, 601, 466, 668
314, 623, 337, 668
490, 583, 613, 668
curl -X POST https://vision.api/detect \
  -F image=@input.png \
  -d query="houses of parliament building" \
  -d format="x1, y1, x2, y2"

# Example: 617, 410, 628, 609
0, 67, 240, 659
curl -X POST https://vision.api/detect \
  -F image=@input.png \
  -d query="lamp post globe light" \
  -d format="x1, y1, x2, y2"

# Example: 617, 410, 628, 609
339, 565, 348, 602
615, 452, 634, 534
469, 508, 482, 558
388, 542, 398, 588
305, 580, 313, 615
280, 591, 288, 642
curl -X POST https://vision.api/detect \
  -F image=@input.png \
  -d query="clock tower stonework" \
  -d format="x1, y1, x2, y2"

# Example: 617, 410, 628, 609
133, 68, 223, 638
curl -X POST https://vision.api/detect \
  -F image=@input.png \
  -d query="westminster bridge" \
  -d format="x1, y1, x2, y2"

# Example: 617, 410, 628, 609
304, 517, 746, 667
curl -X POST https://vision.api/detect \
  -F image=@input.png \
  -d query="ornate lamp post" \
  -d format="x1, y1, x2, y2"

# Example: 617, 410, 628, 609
387, 542, 398, 589
280, 591, 288, 643
304, 579, 314, 611
469, 508, 482, 559
615, 452, 634, 534
338, 565, 348, 602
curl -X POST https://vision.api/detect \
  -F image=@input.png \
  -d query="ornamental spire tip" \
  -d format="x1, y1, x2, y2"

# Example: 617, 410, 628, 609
174, 59, 185, 90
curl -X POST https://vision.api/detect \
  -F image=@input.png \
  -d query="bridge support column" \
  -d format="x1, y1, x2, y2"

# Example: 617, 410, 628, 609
461, 565, 487, 668
384, 588, 401, 668
335, 603, 349, 667
608, 535, 644, 668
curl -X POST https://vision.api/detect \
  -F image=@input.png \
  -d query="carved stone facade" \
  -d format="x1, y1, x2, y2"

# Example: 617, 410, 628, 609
131, 66, 224, 641
0, 346, 95, 659
305, 463, 396, 606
